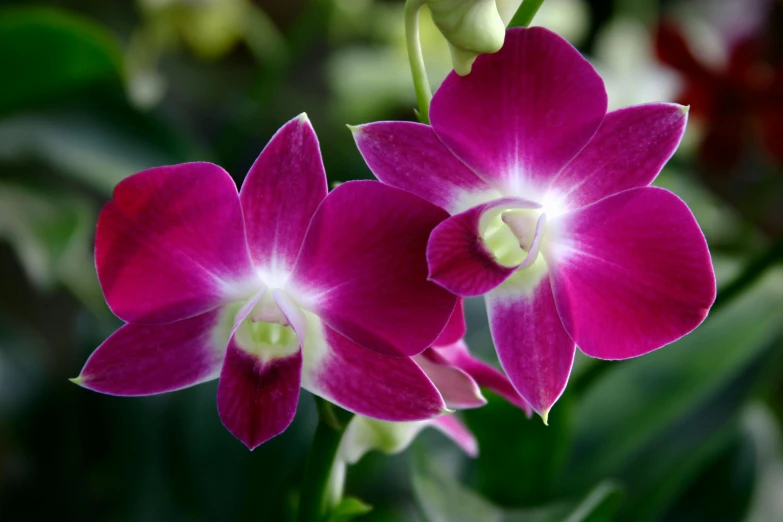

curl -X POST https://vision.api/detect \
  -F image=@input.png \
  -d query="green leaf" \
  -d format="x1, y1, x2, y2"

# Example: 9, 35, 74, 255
463, 391, 572, 507
503, 482, 624, 522
0, 7, 123, 114
660, 421, 755, 521
326, 497, 372, 522
412, 443, 622, 522
562, 482, 624, 522
411, 444, 503, 522
0, 182, 104, 312
740, 403, 783, 522
0, 110, 179, 194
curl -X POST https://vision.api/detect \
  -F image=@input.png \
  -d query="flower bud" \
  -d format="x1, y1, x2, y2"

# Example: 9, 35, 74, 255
426, 0, 506, 75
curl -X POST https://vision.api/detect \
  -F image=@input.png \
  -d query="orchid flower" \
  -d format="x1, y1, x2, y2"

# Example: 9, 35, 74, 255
72, 114, 459, 449
353, 27, 716, 421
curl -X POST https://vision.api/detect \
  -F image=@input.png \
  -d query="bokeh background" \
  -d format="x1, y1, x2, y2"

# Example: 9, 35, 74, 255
1, 0, 782, 520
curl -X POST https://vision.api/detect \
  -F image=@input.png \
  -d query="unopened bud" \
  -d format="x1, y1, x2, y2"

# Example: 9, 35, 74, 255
427, 0, 506, 75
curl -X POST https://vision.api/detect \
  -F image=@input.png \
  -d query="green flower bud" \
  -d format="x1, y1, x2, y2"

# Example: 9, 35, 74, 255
426, 0, 506, 75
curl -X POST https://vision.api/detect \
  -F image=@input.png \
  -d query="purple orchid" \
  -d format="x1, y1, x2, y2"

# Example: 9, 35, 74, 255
72, 114, 459, 449
353, 27, 716, 421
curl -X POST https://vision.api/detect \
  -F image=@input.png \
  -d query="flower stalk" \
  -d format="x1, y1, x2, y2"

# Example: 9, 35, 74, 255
298, 398, 353, 522
404, 0, 432, 123
509, 0, 546, 27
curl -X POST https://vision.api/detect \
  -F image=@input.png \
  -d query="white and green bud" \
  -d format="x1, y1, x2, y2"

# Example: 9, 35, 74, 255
426, 0, 507, 75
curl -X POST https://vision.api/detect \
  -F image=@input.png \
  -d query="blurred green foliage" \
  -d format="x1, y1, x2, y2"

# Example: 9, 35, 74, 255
1, 0, 782, 521
0, 7, 123, 115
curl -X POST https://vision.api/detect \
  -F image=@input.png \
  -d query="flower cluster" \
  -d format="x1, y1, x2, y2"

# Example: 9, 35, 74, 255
74, 26, 714, 449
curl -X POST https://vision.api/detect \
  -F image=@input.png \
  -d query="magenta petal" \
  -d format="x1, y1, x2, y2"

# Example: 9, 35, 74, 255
217, 339, 302, 450
74, 309, 228, 396
96, 163, 256, 324
433, 298, 467, 346
548, 187, 716, 360
290, 181, 457, 357
415, 350, 486, 410
432, 415, 479, 457
306, 325, 446, 421
430, 27, 607, 193
240, 114, 327, 274
427, 199, 534, 297
432, 340, 532, 415
555, 103, 689, 210
486, 276, 576, 418
351, 121, 496, 213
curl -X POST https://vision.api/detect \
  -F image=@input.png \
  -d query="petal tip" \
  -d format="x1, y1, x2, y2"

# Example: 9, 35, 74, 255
539, 409, 550, 426
459, 438, 480, 458
69, 376, 85, 387
242, 440, 262, 451
222, 422, 273, 452
297, 112, 310, 124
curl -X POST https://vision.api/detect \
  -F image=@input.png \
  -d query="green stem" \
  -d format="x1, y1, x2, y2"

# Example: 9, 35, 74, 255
509, 0, 546, 27
404, 0, 431, 123
298, 398, 351, 522
712, 234, 783, 313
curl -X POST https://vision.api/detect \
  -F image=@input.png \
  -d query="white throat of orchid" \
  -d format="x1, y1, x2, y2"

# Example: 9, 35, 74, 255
234, 287, 300, 363
480, 204, 549, 271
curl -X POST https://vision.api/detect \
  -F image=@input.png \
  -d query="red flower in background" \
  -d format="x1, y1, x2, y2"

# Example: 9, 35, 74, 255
655, 7, 783, 168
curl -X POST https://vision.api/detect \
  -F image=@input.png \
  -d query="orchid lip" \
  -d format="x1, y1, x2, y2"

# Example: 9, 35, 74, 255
480, 203, 548, 272
233, 318, 299, 364
234, 284, 302, 363
502, 211, 546, 270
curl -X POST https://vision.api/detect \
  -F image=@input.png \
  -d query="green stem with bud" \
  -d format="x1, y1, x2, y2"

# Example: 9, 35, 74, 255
404, 0, 432, 123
